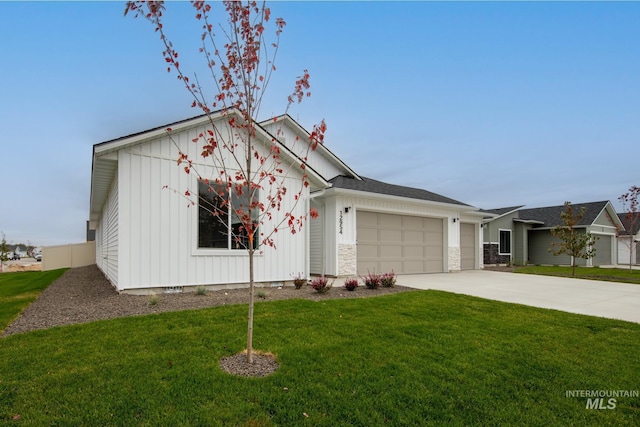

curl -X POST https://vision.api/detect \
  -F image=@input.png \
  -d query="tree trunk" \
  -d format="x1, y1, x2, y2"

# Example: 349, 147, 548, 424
247, 247, 254, 364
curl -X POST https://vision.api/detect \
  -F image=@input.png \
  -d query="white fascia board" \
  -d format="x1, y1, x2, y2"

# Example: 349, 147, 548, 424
602, 202, 626, 230
326, 187, 479, 213
93, 113, 222, 157
484, 206, 525, 222
262, 115, 361, 180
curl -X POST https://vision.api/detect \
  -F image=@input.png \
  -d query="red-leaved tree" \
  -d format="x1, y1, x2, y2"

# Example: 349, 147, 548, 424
125, 0, 325, 364
618, 185, 640, 271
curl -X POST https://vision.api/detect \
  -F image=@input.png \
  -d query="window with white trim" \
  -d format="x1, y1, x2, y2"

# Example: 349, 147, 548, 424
198, 180, 258, 250
499, 229, 511, 255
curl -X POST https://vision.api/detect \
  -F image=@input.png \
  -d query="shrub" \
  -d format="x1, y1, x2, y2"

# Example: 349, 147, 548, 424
196, 285, 207, 295
148, 294, 160, 306
362, 272, 381, 289
344, 278, 358, 291
257, 290, 267, 299
292, 273, 307, 290
310, 276, 332, 294
380, 271, 396, 288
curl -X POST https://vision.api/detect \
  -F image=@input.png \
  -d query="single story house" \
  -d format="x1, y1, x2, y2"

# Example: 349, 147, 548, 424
617, 212, 640, 266
90, 109, 484, 293
482, 201, 623, 267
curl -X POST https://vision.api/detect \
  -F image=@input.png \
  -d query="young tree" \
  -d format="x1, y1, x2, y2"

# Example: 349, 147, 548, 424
618, 185, 640, 271
125, 1, 325, 364
0, 232, 9, 272
549, 202, 597, 277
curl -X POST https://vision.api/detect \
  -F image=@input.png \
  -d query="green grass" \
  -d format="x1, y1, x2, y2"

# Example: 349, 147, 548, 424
514, 265, 640, 284
0, 269, 67, 331
1, 291, 638, 425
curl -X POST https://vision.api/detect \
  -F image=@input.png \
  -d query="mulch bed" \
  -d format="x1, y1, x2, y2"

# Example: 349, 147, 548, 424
2, 265, 414, 337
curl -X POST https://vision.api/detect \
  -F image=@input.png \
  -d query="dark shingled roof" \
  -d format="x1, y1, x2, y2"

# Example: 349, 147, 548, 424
480, 206, 524, 216
329, 175, 470, 206
618, 212, 640, 235
518, 201, 609, 228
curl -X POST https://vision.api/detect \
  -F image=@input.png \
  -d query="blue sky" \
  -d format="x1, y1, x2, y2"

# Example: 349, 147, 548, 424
1, 1, 639, 246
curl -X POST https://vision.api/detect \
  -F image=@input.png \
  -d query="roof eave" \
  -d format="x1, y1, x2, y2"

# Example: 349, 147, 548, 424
326, 187, 478, 212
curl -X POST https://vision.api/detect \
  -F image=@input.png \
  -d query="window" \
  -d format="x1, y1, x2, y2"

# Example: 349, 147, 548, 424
198, 180, 259, 249
499, 229, 511, 255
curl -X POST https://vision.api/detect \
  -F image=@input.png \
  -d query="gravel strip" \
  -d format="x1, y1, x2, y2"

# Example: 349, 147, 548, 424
3, 265, 414, 337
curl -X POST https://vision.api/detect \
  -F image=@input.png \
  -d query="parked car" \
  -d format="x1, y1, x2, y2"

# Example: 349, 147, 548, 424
34, 252, 42, 262
10, 251, 20, 260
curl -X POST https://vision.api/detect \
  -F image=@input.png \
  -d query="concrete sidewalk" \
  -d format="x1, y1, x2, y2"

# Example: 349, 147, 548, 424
393, 270, 640, 324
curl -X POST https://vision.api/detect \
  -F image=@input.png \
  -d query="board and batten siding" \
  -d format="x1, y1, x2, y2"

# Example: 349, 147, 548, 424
113, 122, 309, 291
261, 121, 344, 181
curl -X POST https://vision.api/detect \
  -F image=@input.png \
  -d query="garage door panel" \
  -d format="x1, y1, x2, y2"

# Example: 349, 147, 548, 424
380, 261, 404, 272
403, 261, 426, 273
593, 235, 612, 266
380, 245, 402, 258
379, 213, 402, 227
403, 231, 425, 243
460, 223, 476, 270
358, 211, 378, 225
424, 218, 442, 231
358, 227, 378, 242
357, 211, 444, 274
358, 244, 378, 258
404, 245, 424, 258
380, 229, 402, 242
424, 260, 443, 272
358, 261, 378, 274
403, 216, 423, 228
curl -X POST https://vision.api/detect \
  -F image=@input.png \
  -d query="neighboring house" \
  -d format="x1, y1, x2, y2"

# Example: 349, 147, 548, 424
482, 201, 623, 266
617, 212, 640, 266
89, 109, 484, 293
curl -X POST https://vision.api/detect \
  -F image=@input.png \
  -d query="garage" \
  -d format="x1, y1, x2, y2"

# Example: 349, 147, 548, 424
356, 211, 444, 275
593, 234, 612, 266
460, 223, 476, 270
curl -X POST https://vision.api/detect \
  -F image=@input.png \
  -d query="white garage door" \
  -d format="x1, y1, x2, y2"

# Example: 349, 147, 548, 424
356, 211, 444, 275
460, 223, 476, 270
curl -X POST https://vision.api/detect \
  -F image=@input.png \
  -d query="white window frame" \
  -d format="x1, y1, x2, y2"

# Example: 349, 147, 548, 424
498, 229, 511, 255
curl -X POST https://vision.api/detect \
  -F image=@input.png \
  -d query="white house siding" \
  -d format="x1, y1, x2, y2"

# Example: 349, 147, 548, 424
618, 236, 639, 266
96, 175, 119, 287
261, 121, 345, 180
112, 122, 309, 291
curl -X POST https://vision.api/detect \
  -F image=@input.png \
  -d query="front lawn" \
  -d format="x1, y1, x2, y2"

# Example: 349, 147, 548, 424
514, 265, 640, 284
0, 269, 67, 331
1, 291, 638, 425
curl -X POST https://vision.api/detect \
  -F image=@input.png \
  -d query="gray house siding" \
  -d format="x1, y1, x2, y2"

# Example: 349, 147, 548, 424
483, 212, 519, 264
528, 229, 588, 266
592, 234, 612, 266
513, 222, 531, 265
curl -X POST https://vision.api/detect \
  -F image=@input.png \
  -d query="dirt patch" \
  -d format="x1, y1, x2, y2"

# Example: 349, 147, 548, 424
2, 265, 415, 337
1, 263, 42, 273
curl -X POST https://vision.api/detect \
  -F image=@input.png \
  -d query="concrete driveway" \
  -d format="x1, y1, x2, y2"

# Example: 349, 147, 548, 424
395, 270, 640, 324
